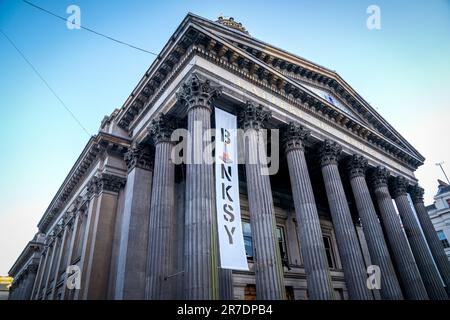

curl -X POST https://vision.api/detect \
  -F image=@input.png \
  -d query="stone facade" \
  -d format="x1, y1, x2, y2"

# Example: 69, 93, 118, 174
8, 14, 450, 300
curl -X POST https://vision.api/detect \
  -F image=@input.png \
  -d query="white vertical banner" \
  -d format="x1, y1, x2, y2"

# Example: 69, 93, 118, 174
215, 107, 248, 271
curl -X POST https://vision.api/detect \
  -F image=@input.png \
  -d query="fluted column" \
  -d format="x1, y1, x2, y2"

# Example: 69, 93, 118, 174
370, 167, 428, 299
30, 252, 45, 300
81, 173, 126, 300
410, 185, 450, 296
50, 214, 72, 300
146, 114, 177, 299
21, 264, 39, 300
239, 102, 285, 300
219, 269, 234, 300
177, 74, 221, 300
60, 206, 82, 300
114, 144, 153, 300
347, 155, 403, 299
42, 235, 58, 299
390, 177, 448, 300
318, 141, 372, 300
282, 123, 334, 300
33, 245, 49, 300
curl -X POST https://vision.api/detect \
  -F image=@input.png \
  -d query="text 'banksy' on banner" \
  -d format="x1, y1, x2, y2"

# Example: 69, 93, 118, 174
215, 107, 248, 271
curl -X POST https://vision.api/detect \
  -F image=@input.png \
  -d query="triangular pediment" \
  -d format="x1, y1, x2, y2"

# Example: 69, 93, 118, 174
116, 13, 424, 169
187, 14, 423, 162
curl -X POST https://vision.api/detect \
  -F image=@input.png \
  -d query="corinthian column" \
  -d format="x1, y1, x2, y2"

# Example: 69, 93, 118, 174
318, 141, 372, 300
369, 167, 428, 299
81, 173, 126, 300
146, 114, 177, 299
390, 177, 448, 300
347, 155, 403, 299
410, 185, 450, 296
114, 144, 153, 300
282, 122, 334, 300
22, 264, 39, 300
176, 74, 221, 300
239, 102, 285, 300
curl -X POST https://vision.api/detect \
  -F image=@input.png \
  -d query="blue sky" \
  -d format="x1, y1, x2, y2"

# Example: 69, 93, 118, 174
1, 0, 449, 274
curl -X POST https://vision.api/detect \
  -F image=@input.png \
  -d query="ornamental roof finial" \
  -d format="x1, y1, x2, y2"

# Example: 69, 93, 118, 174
216, 15, 249, 35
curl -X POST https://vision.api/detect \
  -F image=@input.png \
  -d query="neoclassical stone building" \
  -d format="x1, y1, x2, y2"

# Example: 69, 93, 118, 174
8, 14, 450, 300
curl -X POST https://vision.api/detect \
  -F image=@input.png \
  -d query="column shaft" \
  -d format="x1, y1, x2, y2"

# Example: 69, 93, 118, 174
81, 174, 125, 300
411, 186, 450, 296
177, 75, 222, 300
371, 168, 428, 299
50, 226, 69, 299
283, 123, 334, 300
147, 139, 176, 299
347, 156, 403, 299
60, 211, 81, 300
240, 102, 285, 300
245, 129, 285, 299
31, 253, 45, 300
391, 178, 448, 300
115, 145, 153, 300
319, 141, 372, 300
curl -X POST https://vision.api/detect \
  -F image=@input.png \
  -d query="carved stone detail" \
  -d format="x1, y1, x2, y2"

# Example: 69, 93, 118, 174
124, 144, 153, 171
409, 185, 425, 204
347, 155, 368, 179
318, 140, 342, 167
27, 264, 39, 274
86, 176, 99, 199
176, 74, 222, 112
370, 166, 390, 189
389, 176, 409, 198
147, 114, 177, 144
282, 122, 310, 152
96, 173, 126, 194
238, 101, 271, 130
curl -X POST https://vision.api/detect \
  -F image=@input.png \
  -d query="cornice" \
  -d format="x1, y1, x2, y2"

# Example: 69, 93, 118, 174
37, 132, 130, 232
8, 239, 43, 277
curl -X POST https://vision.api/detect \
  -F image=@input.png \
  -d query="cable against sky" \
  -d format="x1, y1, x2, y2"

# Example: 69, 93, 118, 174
22, 0, 159, 56
0, 29, 92, 137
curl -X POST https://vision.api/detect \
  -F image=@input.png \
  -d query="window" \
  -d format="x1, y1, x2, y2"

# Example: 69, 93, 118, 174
438, 230, 450, 249
242, 221, 253, 259
446, 199, 450, 207
323, 236, 336, 269
241, 221, 288, 264
276, 226, 290, 268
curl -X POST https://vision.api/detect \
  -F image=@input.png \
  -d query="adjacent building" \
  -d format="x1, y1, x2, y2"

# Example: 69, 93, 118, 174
8, 14, 450, 300
427, 180, 450, 261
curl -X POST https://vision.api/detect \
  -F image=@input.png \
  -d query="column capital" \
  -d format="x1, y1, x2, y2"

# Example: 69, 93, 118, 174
389, 176, 408, 198
96, 173, 126, 194
26, 264, 39, 274
409, 185, 425, 204
238, 101, 271, 130
347, 155, 368, 179
282, 122, 310, 153
124, 144, 153, 172
370, 166, 390, 189
176, 74, 222, 112
147, 114, 177, 145
86, 176, 99, 199
318, 140, 342, 167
